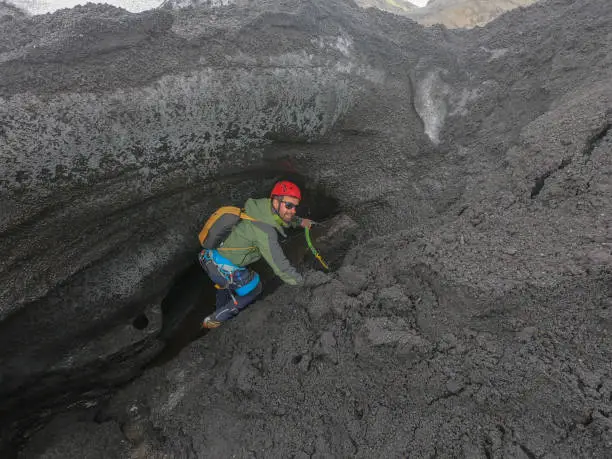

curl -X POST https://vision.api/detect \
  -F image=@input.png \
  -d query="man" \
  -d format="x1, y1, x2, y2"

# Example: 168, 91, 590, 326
199, 180, 313, 329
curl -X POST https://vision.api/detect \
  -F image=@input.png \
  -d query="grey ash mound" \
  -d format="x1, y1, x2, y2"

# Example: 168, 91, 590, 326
0, 0, 610, 457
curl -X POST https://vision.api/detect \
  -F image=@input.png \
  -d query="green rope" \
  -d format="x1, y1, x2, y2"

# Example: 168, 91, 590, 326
305, 227, 329, 270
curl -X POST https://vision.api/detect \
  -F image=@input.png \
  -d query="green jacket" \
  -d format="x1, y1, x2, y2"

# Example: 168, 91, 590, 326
218, 198, 303, 285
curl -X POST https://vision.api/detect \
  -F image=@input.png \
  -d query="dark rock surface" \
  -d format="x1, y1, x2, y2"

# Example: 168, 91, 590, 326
0, 0, 431, 450
1, 0, 611, 456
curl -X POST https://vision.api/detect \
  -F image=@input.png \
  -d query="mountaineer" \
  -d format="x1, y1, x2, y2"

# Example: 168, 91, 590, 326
199, 180, 313, 329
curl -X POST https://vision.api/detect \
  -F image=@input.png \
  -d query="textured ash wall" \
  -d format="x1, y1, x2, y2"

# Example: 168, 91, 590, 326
2, 0, 612, 456
0, 0, 436, 450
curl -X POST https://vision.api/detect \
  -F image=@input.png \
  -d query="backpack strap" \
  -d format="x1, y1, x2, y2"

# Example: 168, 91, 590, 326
218, 209, 258, 252
198, 206, 258, 247
238, 208, 257, 222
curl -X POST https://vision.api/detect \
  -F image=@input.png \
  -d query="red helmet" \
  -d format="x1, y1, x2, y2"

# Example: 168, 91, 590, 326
270, 180, 301, 200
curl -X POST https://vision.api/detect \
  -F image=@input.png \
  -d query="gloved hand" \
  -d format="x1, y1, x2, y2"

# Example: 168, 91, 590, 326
300, 218, 317, 229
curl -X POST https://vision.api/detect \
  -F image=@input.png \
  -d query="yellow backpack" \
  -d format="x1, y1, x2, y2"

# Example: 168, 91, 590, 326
198, 206, 257, 249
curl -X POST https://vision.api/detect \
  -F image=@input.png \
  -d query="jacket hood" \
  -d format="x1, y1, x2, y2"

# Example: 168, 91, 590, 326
244, 198, 286, 233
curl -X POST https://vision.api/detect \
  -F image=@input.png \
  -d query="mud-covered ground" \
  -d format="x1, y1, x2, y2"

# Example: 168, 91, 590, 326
1, 0, 611, 457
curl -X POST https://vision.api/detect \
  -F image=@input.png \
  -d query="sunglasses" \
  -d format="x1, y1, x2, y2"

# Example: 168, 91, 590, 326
281, 201, 299, 210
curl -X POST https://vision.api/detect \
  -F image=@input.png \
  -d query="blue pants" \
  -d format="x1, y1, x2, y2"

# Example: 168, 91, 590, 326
199, 250, 263, 322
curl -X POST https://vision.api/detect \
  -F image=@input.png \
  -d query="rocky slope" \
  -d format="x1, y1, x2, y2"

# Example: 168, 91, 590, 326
0, 1, 26, 18
356, 0, 416, 15
161, 0, 538, 29
160, 0, 418, 13
1, 0, 611, 456
160, 0, 242, 8
405, 0, 538, 28
160, 0, 537, 29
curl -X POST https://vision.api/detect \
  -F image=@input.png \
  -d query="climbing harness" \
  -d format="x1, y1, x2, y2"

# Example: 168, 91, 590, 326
304, 226, 329, 270
200, 249, 261, 305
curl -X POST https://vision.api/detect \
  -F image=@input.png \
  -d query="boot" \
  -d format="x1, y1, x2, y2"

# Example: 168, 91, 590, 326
201, 315, 222, 329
